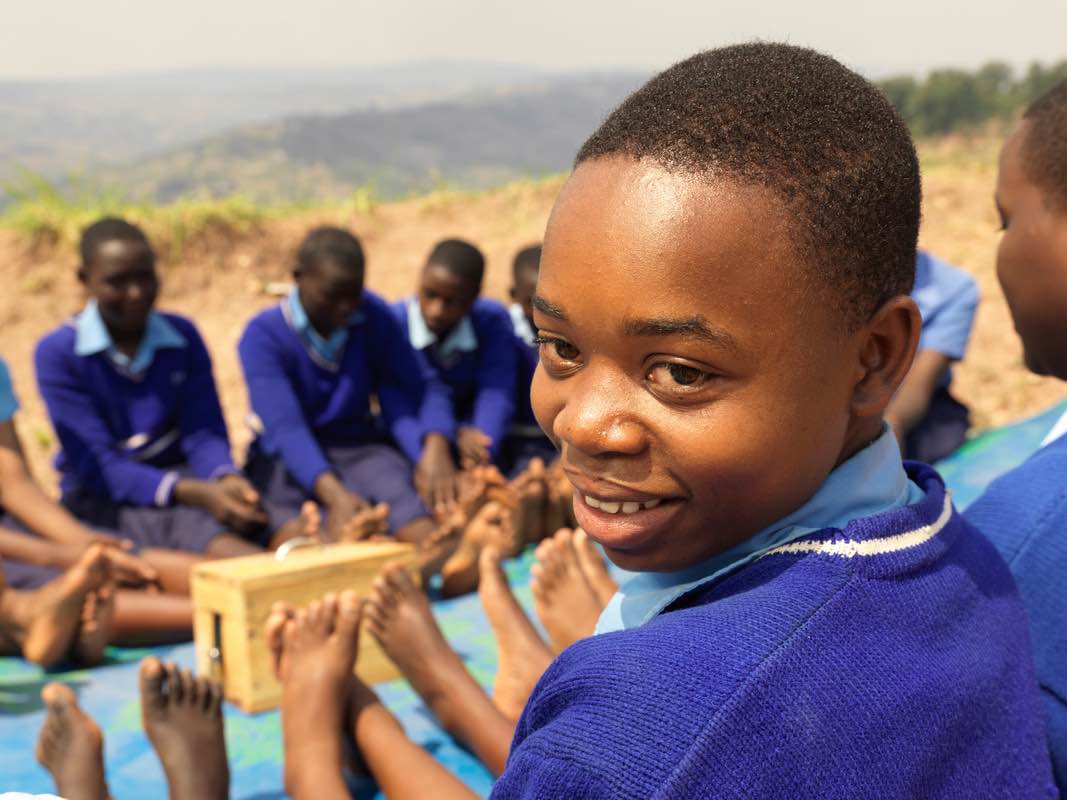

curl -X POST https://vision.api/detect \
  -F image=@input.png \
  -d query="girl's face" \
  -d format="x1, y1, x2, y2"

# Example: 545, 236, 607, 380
80, 238, 159, 338
532, 157, 910, 573
995, 121, 1067, 380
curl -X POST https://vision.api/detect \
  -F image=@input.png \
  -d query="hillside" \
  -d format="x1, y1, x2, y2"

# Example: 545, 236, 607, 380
88, 73, 644, 203
1, 135, 1063, 490
0, 62, 543, 188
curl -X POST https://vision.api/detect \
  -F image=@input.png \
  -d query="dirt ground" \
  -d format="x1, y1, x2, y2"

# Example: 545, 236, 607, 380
2, 138, 1063, 490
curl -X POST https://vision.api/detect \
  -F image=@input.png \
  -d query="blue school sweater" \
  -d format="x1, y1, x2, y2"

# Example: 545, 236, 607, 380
238, 291, 450, 492
35, 313, 235, 508
966, 431, 1067, 789
493, 464, 1055, 799
392, 297, 517, 458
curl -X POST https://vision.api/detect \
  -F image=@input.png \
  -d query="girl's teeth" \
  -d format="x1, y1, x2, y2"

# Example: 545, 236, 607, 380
584, 496, 665, 514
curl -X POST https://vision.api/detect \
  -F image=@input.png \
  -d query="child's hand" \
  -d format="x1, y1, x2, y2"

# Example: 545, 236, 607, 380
415, 433, 459, 514
176, 477, 268, 534
457, 426, 492, 469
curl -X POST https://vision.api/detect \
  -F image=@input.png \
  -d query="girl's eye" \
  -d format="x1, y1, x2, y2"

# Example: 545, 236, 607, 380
648, 362, 711, 389
534, 335, 579, 363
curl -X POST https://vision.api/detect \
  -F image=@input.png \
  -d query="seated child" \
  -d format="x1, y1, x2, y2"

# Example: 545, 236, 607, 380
964, 79, 1067, 789
499, 245, 558, 476
34, 218, 264, 563
263, 43, 1056, 799
240, 226, 451, 544
885, 249, 979, 462
393, 239, 518, 471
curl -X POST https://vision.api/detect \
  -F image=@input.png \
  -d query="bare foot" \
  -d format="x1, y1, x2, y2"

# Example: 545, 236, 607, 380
278, 592, 362, 798
365, 564, 474, 724
73, 586, 117, 666
8, 544, 112, 666
511, 458, 548, 545
35, 683, 110, 800
572, 528, 618, 606
269, 500, 321, 549
440, 501, 519, 596
140, 656, 229, 800
341, 502, 390, 542
264, 600, 296, 679
531, 528, 604, 651
478, 546, 553, 720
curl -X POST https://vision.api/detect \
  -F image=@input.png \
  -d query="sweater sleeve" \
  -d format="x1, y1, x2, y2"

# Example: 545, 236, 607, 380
238, 318, 330, 492
371, 308, 455, 462
34, 334, 176, 507
471, 310, 518, 457
175, 322, 236, 480
918, 268, 979, 360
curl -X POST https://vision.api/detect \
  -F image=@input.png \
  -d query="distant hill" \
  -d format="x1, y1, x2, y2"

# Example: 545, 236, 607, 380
0, 62, 544, 186
84, 73, 644, 203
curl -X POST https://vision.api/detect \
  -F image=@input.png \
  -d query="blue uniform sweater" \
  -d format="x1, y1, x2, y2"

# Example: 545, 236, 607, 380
966, 432, 1067, 789
392, 298, 517, 458
35, 313, 235, 507
494, 464, 1055, 799
238, 291, 451, 492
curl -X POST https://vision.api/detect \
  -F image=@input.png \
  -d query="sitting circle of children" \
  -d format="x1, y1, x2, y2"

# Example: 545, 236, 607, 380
1, 41, 1066, 799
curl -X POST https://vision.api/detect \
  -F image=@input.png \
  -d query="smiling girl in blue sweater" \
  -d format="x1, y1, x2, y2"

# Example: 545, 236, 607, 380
274, 45, 1055, 800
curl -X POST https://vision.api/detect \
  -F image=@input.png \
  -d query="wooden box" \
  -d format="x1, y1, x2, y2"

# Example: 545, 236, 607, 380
191, 540, 417, 713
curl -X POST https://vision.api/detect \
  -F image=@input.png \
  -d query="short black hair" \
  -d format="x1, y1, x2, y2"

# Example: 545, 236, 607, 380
1022, 80, 1067, 211
575, 42, 921, 328
296, 226, 365, 277
426, 238, 485, 291
79, 217, 152, 271
512, 244, 542, 281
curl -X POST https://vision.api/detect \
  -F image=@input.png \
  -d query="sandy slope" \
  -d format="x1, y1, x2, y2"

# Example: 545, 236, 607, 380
1, 139, 1062, 491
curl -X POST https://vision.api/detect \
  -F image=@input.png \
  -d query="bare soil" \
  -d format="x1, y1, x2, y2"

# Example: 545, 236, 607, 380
1, 140, 1062, 491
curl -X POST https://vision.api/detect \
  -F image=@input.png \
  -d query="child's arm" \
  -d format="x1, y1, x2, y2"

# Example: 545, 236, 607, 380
465, 309, 518, 464
0, 419, 98, 545
35, 337, 182, 509
372, 312, 459, 510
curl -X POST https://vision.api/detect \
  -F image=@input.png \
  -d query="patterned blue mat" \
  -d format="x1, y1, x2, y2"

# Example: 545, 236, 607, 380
2, 399, 1064, 797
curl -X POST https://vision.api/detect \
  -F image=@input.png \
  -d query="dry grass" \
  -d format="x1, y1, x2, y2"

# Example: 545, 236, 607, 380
1, 144, 1062, 491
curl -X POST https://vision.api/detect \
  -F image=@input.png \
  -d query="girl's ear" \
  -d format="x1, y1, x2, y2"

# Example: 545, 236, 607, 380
850, 295, 922, 419
292, 266, 302, 281
76, 266, 88, 287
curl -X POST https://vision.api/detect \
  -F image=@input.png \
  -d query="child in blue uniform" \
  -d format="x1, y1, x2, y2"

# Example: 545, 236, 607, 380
885, 249, 979, 462
499, 245, 557, 475
270, 45, 1055, 800
964, 79, 1067, 789
35, 219, 265, 561
240, 227, 452, 544
393, 239, 518, 471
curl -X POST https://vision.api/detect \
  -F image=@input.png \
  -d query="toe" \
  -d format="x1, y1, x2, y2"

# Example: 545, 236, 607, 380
178, 667, 198, 708
139, 657, 168, 713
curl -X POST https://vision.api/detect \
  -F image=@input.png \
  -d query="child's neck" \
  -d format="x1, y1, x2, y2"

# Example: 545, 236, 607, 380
835, 418, 888, 468
107, 325, 145, 358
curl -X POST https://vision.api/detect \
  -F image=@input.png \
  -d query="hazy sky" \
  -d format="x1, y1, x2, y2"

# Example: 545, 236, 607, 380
1, 0, 1064, 80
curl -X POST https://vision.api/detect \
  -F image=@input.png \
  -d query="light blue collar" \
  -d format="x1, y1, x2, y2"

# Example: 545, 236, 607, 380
74, 299, 186, 376
596, 426, 926, 634
406, 296, 478, 361
509, 302, 536, 346
285, 288, 362, 370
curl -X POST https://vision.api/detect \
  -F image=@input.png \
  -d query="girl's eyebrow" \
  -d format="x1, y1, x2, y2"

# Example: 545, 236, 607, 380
623, 316, 741, 352
532, 294, 567, 321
